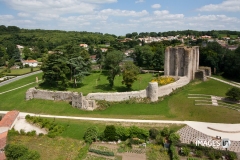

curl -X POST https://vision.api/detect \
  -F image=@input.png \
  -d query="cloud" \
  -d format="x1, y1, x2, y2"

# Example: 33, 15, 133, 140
0, 15, 14, 20
4, 0, 97, 14
151, 4, 161, 9
135, 0, 144, 3
198, 0, 240, 12
100, 9, 148, 17
17, 12, 30, 17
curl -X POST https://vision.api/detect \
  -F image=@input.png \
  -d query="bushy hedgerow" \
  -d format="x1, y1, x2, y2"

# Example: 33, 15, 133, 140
89, 148, 114, 156
25, 115, 64, 138
169, 144, 180, 160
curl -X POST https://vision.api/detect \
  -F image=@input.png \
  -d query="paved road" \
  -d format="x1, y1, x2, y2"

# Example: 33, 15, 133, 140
0, 70, 42, 87
0, 111, 239, 141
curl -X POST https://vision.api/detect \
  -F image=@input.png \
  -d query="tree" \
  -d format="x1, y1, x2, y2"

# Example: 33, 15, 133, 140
226, 87, 240, 101
131, 45, 154, 68
161, 127, 170, 137
83, 126, 99, 144
104, 125, 117, 141
122, 62, 139, 89
41, 53, 70, 90
116, 126, 130, 141
5, 144, 40, 160
96, 48, 104, 71
22, 47, 32, 59
152, 46, 165, 70
68, 56, 90, 86
7, 58, 15, 68
104, 50, 124, 87
169, 132, 180, 144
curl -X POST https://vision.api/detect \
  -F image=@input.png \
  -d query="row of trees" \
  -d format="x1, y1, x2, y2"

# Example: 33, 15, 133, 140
199, 41, 240, 80
125, 30, 240, 39
83, 125, 180, 145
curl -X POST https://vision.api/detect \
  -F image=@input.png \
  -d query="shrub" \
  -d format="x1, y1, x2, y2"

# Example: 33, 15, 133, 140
170, 145, 179, 160
89, 149, 114, 156
195, 150, 203, 158
104, 125, 117, 141
161, 127, 170, 137
83, 126, 99, 144
226, 87, 240, 101
20, 129, 26, 135
149, 128, 159, 139
5, 144, 40, 160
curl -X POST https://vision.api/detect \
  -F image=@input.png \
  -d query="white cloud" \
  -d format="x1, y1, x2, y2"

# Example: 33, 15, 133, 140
135, 0, 144, 3
198, 0, 240, 12
33, 13, 59, 21
0, 15, 14, 20
4, 0, 97, 14
18, 12, 30, 17
151, 4, 161, 9
100, 9, 148, 17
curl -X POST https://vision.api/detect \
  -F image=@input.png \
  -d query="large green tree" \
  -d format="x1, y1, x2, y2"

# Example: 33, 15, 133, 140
68, 56, 90, 86
104, 50, 124, 87
41, 53, 70, 90
122, 61, 139, 89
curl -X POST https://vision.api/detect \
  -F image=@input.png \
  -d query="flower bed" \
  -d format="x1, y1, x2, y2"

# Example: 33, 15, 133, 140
151, 76, 175, 85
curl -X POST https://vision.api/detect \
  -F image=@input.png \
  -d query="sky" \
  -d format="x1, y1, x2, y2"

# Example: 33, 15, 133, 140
0, 0, 240, 35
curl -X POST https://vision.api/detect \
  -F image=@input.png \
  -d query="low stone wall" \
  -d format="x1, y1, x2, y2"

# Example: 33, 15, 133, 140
86, 77, 190, 102
26, 88, 96, 110
26, 76, 190, 110
158, 76, 190, 97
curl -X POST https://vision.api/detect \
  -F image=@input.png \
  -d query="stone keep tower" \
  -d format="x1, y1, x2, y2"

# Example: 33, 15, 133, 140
164, 46, 199, 80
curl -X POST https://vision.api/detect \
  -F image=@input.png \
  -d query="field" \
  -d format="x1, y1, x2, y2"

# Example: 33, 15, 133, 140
0, 72, 240, 123
219, 34, 238, 39
1, 67, 41, 76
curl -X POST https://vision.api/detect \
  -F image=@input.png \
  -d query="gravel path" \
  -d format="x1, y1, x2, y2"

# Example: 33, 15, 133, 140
1, 111, 239, 141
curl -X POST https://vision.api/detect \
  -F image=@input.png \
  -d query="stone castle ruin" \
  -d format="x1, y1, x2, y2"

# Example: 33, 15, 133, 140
164, 46, 211, 81
26, 46, 211, 110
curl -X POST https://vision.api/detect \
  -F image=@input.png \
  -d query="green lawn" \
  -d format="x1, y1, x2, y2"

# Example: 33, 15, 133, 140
4, 67, 40, 76
219, 34, 238, 39
212, 75, 240, 83
0, 72, 43, 93
0, 73, 240, 123
40, 71, 153, 95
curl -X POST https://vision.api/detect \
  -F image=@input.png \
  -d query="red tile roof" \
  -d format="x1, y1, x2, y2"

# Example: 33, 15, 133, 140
0, 131, 7, 150
22, 60, 38, 63
0, 152, 6, 160
0, 110, 19, 128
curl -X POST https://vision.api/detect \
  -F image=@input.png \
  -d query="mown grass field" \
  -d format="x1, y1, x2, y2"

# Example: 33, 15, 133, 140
0, 72, 239, 123
4, 67, 40, 75
42, 71, 153, 95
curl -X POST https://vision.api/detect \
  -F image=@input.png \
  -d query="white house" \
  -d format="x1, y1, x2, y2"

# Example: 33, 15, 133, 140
22, 60, 38, 67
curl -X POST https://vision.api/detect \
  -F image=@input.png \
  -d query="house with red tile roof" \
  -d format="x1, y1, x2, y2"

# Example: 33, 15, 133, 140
0, 110, 20, 159
22, 60, 38, 67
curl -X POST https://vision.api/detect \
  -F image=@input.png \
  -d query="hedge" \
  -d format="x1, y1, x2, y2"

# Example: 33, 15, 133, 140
89, 148, 114, 156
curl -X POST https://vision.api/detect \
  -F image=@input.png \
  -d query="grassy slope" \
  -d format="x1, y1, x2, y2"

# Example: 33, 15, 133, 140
0, 73, 240, 123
